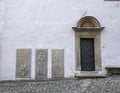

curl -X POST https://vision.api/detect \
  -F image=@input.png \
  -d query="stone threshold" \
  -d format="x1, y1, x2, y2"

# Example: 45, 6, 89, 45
75, 74, 106, 78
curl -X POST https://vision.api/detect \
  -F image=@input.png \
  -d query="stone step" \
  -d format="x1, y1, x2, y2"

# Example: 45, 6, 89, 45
75, 74, 106, 78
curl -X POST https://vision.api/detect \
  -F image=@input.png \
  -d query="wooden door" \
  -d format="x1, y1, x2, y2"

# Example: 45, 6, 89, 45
80, 38, 95, 71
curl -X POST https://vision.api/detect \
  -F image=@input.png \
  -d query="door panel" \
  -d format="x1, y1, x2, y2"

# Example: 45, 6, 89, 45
80, 38, 95, 71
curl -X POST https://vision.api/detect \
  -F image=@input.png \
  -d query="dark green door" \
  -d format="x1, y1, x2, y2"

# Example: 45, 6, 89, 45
80, 38, 95, 71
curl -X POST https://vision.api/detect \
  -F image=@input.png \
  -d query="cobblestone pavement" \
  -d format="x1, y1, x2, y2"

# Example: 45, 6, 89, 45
0, 76, 120, 93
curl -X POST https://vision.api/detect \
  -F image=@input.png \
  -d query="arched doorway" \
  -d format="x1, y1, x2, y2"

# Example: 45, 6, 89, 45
73, 16, 105, 77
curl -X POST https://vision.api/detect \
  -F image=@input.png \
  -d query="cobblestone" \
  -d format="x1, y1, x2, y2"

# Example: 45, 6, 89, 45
0, 76, 120, 93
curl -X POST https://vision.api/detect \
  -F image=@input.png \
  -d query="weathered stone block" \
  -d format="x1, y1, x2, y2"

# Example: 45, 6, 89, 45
16, 49, 32, 79
35, 49, 48, 80
52, 49, 64, 78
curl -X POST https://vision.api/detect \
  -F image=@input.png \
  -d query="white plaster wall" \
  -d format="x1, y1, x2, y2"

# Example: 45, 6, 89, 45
0, 0, 120, 80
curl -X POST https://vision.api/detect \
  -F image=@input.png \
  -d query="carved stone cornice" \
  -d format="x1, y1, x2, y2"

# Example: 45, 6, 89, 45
72, 27, 105, 32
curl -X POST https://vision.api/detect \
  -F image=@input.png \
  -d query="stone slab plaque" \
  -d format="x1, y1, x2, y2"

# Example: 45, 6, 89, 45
35, 49, 48, 80
16, 49, 31, 79
52, 49, 64, 78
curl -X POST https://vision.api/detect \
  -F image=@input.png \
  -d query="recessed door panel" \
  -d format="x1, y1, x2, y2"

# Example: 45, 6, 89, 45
80, 38, 95, 71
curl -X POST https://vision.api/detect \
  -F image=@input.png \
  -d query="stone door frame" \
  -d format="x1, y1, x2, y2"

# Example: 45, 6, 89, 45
75, 31, 101, 73
73, 16, 105, 76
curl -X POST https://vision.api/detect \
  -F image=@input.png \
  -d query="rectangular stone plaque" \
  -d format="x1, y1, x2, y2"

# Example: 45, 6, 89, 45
16, 49, 32, 79
52, 49, 64, 78
35, 49, 48, 80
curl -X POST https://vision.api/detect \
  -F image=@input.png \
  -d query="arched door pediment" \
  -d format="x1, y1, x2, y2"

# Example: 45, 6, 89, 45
72, 16, 105, 32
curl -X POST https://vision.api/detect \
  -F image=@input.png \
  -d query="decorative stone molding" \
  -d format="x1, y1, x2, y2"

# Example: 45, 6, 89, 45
18, 65, 29, 76
72, 27, 105, 32
73, 16, 105, 77
16, 49, 31, 79
77, 16, 101, 27
35, 49, 48, 80
73, 16, 105, 32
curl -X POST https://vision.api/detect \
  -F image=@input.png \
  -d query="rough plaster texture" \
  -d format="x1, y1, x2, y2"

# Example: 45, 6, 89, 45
0, 0, 120, 80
